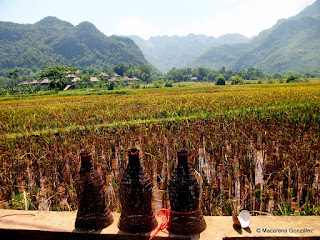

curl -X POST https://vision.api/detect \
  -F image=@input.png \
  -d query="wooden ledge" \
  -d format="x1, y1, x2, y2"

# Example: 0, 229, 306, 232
0, 210, 319, 240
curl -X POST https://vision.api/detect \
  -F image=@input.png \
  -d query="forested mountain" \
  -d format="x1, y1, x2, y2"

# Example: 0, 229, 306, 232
128, 33, 249, 72
0, 17, 153, 72
189, 0, 320, 73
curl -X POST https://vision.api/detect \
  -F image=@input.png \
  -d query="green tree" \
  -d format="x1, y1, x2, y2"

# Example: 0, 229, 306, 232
215, 74, 225, 85
204, 72, 216, 82
113, 63, 129, 76
231, 76, 244, 85
152, 80, 162, 88
102, 65, 111, 74
164, 81, 173, 87
197, 67, 208, 81
126, 67, 135, 78
133, 68, 142, 78
166, 68, 183, 82
138, 65, 151, 82
41, 65, 76, 90
219, 66, 226, 74
82, 67, 96, 75
7, 68, 20, 87
41, 65, 76, 81
272, 72, 283, 79
131, 82, 141, 89
286, 74, 299, 83
106, 81, 115, 90
7, 68, 20, 79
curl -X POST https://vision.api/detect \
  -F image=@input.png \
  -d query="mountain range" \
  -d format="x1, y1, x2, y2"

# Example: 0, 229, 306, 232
0, 0, 319, 75
189, 0, 320, 73
128, 33, 250, 73
0, 16, 153, 72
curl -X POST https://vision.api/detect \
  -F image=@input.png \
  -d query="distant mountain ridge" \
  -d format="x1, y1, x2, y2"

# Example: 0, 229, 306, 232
128, 33, 250, 72
1, 0, 319, 75
0, 16, 153, 71
189, 0, 320, 73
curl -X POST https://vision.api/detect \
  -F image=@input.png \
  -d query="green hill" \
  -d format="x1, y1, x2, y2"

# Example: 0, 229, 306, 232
128, 33, 249, 73
189, 0, 320, 73
0, 16, 153, 72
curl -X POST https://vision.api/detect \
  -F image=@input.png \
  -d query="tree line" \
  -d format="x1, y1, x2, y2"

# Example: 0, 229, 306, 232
164, 66, 320, 83
1, 64, 320, 94
0, 63, 155, 90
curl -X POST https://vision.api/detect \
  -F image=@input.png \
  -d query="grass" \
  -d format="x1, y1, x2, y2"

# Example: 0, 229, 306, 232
0, 81, 320, 215
2, 82, 320, 137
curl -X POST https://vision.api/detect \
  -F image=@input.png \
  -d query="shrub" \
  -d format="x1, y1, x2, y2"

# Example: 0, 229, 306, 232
165, 81, 173, 87
286, 74, 299, 83
152, 81, 162, 88
106, 81, 115, 90
216, 74, 225, 85
231, 76, 244, 85
131, 82, 141, 89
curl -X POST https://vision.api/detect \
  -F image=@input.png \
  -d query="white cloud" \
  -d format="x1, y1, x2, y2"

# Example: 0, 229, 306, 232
114, 17, 154, 39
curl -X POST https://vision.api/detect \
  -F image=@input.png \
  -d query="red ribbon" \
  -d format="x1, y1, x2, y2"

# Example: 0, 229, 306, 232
149, 209, 171, 240
177, 152, 189, 157
127, 150, 139, 156
170, 206, 200, 215
149, 206, 200, 240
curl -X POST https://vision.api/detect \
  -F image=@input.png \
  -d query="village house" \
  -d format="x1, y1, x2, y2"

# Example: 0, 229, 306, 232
66, 74, 76, 79
40, 78, 51, 85
19, 79, 51, 86
109, 76, 119, 82
98, 72, 109, 78
30, 80, 40, 85
129, 76, 140, 81
90, 77, 99, 82
18, 80, 30, 86
71, 77, 81, 83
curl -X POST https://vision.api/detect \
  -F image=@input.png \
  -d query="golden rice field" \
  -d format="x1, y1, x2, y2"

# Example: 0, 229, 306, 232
0, 82, 320, 215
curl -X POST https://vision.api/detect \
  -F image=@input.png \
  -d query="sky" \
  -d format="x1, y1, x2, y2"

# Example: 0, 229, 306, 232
0, 0, 316, 39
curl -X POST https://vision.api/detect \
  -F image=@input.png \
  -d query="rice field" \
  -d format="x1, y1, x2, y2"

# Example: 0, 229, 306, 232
0, 82, 320, 215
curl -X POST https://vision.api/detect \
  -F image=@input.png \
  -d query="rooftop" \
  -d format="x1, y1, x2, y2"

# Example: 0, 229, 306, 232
90, 77, 100, 82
